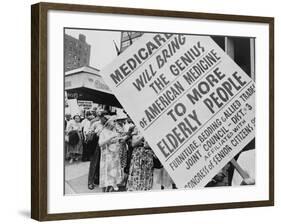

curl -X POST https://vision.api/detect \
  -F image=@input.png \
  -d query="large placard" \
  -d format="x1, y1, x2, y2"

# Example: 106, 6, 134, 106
101, 34, 255, 189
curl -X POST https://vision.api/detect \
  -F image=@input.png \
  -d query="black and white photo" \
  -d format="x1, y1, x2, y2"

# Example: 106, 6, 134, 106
64, 29, 256, 194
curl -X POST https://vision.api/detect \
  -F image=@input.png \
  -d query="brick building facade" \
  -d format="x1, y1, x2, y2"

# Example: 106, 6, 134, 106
64, 34, 91, 71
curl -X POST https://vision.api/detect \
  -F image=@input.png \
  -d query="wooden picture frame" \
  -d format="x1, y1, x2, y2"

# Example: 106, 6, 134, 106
31, 2, 274, 221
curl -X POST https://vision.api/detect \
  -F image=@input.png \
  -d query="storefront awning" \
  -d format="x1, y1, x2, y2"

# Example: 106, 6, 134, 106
66, 87, 121, 108
65, 66, 122, 108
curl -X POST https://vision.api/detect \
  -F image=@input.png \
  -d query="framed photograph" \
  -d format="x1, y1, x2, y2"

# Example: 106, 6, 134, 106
31, 2, 274, 221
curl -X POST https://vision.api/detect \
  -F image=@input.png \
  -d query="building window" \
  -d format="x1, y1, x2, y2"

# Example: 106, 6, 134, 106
224, 37, 255, 80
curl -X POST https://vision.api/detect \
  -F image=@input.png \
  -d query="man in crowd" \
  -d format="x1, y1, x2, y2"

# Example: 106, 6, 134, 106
81, 110, 94, 161
88, 110, 108, 190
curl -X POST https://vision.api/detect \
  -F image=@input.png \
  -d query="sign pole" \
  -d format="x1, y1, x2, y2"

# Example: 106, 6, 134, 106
230, 158, 250, 179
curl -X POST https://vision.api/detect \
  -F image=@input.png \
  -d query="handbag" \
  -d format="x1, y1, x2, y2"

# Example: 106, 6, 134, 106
68, 130, 80, 146
86, 131, 95, 142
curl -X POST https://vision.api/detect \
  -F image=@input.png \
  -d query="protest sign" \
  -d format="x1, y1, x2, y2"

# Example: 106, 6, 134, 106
77, 100, 93, 110
101, 33, 255, 189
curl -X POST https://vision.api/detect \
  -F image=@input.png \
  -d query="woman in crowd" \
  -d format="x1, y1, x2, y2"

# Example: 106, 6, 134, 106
66, 114, 83, 163
64, 113, 71, 161
123, 116, 135, 184
98, 117, 123, 192
127, 127, 154, 191
114, 118, 130, 186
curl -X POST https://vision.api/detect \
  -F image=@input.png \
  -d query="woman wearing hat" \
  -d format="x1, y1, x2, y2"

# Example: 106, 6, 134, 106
98, 117, 123, 192
66, 114, 83, 163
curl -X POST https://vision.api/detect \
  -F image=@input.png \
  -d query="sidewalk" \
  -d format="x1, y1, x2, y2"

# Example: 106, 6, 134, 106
65, 161, 103, 194
64, 161, 167, 194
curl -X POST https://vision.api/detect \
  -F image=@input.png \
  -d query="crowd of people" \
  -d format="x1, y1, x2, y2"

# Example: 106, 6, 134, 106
64, 108, 175, 192
64, 108, 255, 193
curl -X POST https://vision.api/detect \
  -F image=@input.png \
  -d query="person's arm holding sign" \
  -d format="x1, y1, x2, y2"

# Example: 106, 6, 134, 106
132, 133, 144, 148
231, 155, 255, 186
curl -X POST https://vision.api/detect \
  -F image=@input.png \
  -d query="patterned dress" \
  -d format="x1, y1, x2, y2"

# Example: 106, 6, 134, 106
118, 141, 127, 169
99, 128, 123, 188
127, 130, 154, 191
115, 124, 128, 169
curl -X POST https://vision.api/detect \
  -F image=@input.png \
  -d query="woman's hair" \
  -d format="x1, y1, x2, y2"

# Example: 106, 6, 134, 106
73, 114, 80, 120
85, 110, 91, 117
